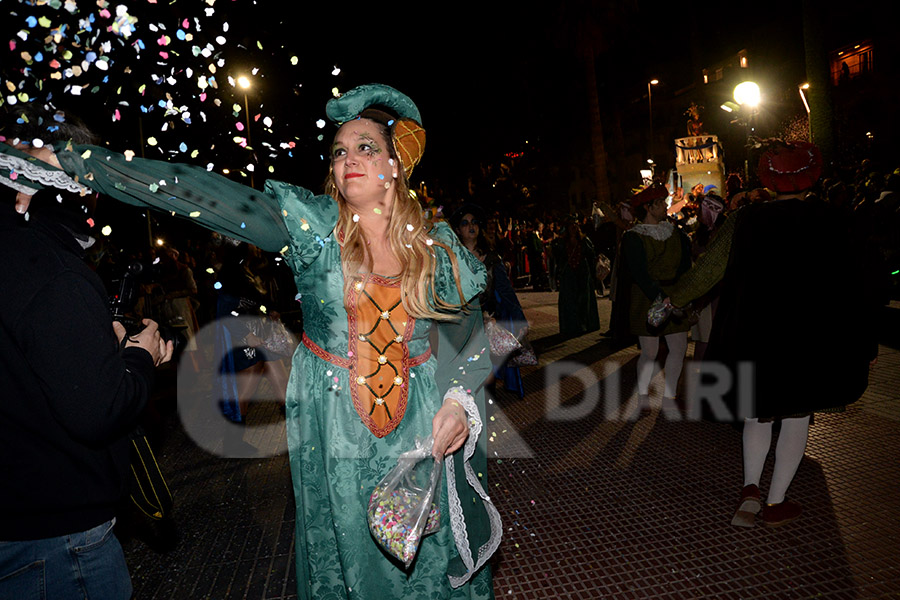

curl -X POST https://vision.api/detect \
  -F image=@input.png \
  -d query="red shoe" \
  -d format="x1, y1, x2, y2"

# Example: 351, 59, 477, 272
731, 484, 761, 528
762, 499, 802, 527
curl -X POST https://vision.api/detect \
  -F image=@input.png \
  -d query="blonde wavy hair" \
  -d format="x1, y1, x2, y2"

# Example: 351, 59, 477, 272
324, 110, 466, 321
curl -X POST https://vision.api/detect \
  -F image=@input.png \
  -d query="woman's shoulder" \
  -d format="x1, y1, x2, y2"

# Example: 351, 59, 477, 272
264, 180, 338, 236
264, 180, 336, 213
428, 221, 487, 303
428, 220, 457, 243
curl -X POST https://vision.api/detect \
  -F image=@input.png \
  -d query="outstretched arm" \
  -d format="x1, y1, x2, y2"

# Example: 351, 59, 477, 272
2, 141, 291, 253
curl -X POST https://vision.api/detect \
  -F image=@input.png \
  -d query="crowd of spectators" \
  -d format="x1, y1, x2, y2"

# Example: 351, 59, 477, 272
84, 153, 899, 366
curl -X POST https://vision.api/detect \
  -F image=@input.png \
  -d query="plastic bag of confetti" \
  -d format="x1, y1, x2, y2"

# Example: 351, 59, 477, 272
648, 294, 687, 328
368, 435, 442, 568
647, 294, 673, 327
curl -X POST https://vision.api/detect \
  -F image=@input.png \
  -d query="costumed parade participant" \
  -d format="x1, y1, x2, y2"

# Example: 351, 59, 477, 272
452, 203, 528, 397
621, 184, 692, 413
2, 84, 501, 599
659, 140, 878, 527
553, 217, 601, 336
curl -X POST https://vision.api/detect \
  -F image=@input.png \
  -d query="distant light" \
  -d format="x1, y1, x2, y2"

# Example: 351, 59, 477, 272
647, 159, 654, 164
720, 104, 733, 113
156, 238, 165, 246
649, 79, 659, 85
639, 169, 653, 179
734, 81, 761, 108
799, 85, 811, 114
237, 76, 251, 89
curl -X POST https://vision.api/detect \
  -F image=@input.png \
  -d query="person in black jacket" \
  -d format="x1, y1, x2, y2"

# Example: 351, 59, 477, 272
665, 141, 879, 529
0, 105, 173, 600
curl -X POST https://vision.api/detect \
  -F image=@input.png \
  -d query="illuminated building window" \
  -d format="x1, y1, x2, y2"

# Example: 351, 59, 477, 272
830, 41, 874, 85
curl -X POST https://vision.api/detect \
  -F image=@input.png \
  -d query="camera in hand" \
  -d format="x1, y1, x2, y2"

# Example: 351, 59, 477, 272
108, 261, 185, 355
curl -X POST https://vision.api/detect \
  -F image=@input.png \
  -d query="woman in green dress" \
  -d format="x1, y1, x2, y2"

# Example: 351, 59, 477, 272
1, 85, 501, 599
553, 217, 601, 336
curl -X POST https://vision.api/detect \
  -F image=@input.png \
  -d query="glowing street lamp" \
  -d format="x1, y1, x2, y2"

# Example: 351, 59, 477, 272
733, 81, 761, 179
733, 81, 760, 109
798, 83, 811, 114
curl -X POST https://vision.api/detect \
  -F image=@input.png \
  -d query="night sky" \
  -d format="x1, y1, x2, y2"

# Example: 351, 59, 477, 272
2, 0, 884, 206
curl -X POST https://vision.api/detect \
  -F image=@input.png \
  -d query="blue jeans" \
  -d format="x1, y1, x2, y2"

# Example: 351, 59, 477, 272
0, 519, 132, 600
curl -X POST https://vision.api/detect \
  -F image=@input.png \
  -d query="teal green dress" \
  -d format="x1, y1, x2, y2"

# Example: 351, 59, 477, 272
0, 143, 501, 599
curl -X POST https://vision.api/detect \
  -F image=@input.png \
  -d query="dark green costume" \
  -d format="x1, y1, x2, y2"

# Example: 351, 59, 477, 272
622, 221, 692, 336
553, 235, 600, 336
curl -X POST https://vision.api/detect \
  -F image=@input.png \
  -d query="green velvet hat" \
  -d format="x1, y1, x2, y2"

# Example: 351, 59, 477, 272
326, 84, 426, 176
325, 83, 422, 125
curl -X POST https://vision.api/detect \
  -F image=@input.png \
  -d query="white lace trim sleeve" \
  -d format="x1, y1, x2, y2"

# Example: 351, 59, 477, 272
442, 386, 503, 588
0, 152, 93, 195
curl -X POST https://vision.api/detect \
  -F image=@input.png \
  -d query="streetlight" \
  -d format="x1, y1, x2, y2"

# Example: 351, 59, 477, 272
733, 81, 760, 109
237, 75, 255, 187
798, 83, 810, 114
733, 81, 760, 180
647, 79, 659, 163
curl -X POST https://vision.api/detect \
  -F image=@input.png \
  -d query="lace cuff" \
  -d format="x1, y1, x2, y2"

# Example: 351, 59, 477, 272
442, 386, 503, 588
0, 150, 92, 196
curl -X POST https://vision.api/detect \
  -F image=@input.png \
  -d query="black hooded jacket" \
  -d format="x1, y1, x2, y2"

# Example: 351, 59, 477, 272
0, 192, 154, 540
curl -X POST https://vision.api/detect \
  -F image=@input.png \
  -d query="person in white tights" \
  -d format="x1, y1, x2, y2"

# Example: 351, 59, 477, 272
621, 184, 693, 414
731, 416, 810, 526
635, 333, 687, 414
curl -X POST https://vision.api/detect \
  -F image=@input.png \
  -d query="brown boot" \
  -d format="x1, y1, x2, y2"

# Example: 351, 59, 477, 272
731, 484, 761, 528
762, 499, 802, 527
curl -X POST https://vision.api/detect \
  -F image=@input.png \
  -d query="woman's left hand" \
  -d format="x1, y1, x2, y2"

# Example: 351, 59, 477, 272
432, 399, 469, 459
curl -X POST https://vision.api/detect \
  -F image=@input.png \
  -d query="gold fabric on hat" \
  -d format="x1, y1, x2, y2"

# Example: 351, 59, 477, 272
393, 118, 426, 176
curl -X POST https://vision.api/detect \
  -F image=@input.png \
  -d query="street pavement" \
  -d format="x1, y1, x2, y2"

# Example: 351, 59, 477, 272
121, 292, 900, 599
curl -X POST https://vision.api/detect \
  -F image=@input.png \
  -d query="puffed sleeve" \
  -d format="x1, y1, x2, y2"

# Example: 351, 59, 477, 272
669, 211, 738, 308
265, 180, 338, 273
51, 143, 291, 253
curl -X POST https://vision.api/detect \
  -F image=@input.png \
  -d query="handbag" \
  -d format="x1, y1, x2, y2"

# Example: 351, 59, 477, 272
129, 426, 174, 521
